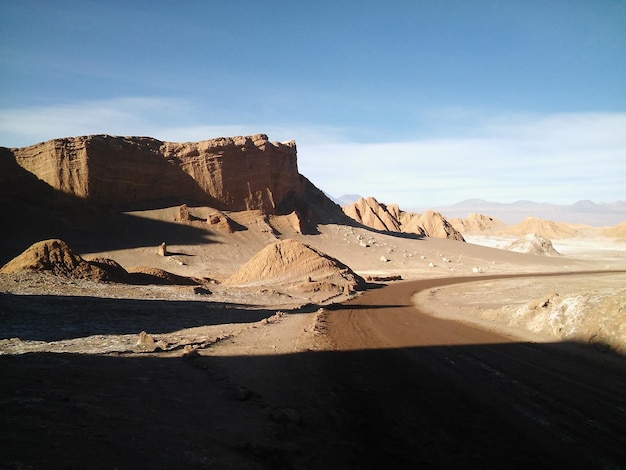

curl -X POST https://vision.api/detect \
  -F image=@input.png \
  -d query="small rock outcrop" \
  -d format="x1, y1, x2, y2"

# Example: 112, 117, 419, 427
342, 197, 465, 241
156, 242, 167, 257
206, 210, 238, 233
505, 234, 561, 256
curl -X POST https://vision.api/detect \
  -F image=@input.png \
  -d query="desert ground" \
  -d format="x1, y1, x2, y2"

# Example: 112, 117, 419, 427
2, 204, 626, 468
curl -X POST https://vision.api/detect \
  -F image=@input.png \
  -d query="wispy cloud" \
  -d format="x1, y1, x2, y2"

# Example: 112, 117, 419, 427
0, 97, 347, 148
298, 112, 626, 206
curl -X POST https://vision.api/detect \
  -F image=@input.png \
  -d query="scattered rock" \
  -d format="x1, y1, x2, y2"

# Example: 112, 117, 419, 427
192, 286, 212, 295
157, 242, 167, 257
366, 275, 402, 282
206, 210, 238, 233
178, 204, 191, 222
137, 331, 155, 347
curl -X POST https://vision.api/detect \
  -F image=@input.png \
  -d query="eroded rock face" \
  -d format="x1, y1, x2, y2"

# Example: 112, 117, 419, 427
343, 197, 465, 241
9, 134, 303, 213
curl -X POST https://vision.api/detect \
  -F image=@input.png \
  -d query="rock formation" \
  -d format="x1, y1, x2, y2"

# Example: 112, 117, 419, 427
449, 213, 507, 234
205, 210, 238, 233
504, 234, 561, 256
342, 197, 464, 241
0, 238, 202, 284
224, 239, 366, 293
157, 242, 167, 257
6, 134, 305, 213
500, 217, 580, 239
0, 239, 110, 279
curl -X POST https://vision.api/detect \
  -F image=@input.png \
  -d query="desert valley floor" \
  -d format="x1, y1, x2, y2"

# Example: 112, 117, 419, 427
2, 204, 626, 469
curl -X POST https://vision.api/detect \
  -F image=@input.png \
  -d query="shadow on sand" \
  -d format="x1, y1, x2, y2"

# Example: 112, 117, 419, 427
1, 334, 625, 468
0, 293, 284, 341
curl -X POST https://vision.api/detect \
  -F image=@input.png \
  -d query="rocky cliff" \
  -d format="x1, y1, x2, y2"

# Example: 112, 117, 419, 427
7, 134, 305, 213
342, 197, 465, 241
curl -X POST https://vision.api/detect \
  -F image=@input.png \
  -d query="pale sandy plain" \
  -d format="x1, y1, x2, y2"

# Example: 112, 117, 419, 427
2, 204, 626, 468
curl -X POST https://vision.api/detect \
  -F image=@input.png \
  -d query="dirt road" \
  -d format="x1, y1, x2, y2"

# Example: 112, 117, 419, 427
2, 274, 626, 468
325, 276, 626, 468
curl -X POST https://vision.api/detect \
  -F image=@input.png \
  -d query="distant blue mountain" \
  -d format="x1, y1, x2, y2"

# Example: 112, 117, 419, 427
414, 199, 626, 226
333, 194, 363, 206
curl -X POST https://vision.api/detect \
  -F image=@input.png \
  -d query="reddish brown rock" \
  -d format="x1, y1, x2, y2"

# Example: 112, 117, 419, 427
224, 239, 365, 292
10, 134, 303, 213
0, 239, 108, 279
342, 197, 464, 241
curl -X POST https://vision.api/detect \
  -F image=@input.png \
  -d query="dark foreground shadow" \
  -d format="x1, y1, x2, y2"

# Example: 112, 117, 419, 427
1, 340, 626, 469
0, 293, 285, 341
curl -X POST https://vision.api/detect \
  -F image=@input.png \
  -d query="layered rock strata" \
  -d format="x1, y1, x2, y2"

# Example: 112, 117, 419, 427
7, 134, 303, 213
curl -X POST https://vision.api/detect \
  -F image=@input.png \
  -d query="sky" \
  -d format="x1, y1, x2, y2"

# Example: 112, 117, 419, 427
1, 0, 625, 208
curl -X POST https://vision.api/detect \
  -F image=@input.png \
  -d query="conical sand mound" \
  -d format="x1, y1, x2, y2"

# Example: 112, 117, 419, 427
224, 239, 365, 291
0, 239, 109, 279
505, 234, 561, 256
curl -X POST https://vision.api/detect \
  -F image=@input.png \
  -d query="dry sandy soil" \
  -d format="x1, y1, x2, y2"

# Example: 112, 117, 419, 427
2, 206, 626, 468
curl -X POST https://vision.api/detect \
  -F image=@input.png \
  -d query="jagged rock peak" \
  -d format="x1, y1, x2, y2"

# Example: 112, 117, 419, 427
342, 197, 464, 241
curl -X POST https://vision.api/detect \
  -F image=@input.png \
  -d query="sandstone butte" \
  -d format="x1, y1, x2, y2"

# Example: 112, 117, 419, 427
342, 196, 465, 241
4, 134, 307, 214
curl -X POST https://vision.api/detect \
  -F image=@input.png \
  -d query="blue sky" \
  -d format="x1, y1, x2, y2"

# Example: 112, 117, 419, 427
1, 0, 625, 207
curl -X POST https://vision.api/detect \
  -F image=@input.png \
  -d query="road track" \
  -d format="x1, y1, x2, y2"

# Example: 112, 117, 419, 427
325, 274, 626, 468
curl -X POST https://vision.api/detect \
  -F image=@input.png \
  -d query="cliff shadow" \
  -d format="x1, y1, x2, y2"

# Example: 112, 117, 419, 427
0, 149, 221, 264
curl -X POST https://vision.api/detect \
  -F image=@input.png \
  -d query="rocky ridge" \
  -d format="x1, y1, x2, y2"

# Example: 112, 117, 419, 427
342, 196, 465, 241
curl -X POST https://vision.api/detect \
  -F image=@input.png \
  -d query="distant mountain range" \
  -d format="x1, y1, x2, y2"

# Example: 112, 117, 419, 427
335, 195, 626, 227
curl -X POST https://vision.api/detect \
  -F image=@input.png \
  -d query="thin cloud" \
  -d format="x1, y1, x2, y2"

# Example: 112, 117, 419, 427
0, 97, 348, 148
1, 98, 623, 206
299, 112, 626, 206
